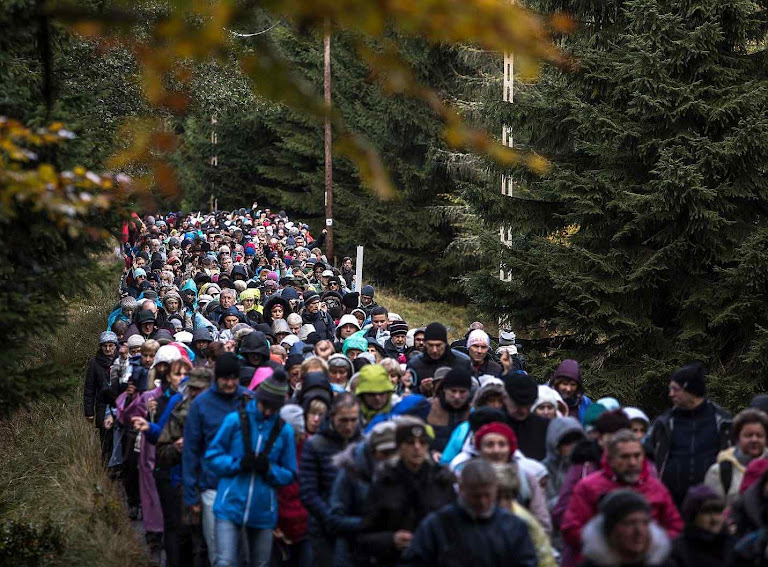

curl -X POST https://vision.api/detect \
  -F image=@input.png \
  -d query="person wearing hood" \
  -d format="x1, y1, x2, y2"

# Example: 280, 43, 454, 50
328, 353, 353, 387
359, 285, 378, 316
580, 490, 673, 567
205, 369, 297, 567
703, 408, 768, 505
183, 353, 251, 565
191, 327, 213, 368
542, 416, 585, 509
466, 329, 503, 379
329, 422, 398, 567
118, 344, 184, 556
549, 359, 592, 423
624, 406, 651, 440
532, 385, 569, 420
562, 430, 683, 567
240, 331, 279, 389
264, 295, 292, 327
302, 291, 336, 342
217, 306, 245, 341
299, 393, 362, 567
84, 331, 119, 462
239, 288, 263, 327
426, 366, 473, 455
399, 458, 537, 567
358, 417, 455, 567
670, 484, 733, 567
504, 371, 550, 461
342, 334, 367, 361
162, 290, 190, 329
407, 322, 472, 387
355, 364, 396, 427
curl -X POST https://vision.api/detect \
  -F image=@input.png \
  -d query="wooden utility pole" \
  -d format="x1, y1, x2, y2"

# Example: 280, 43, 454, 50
323, 19, 334, 260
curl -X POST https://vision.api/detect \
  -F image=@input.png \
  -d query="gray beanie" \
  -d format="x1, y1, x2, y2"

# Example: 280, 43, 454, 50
100, 331, 119, 345
279, 404, 305, 436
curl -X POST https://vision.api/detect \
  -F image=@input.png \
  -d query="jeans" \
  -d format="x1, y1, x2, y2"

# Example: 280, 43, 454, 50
202, 489, 218, 565
215, 519, 272, 567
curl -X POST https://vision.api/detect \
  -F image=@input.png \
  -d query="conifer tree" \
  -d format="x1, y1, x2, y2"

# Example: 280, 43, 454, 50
462, 0, 768, 410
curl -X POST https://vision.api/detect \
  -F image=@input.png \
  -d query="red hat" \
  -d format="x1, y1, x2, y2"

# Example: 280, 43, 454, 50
475, 422, 518, 455
741, 458, 768, 493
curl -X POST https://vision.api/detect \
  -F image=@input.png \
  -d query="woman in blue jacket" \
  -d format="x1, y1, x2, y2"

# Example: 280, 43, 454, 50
205, 371, 297, 567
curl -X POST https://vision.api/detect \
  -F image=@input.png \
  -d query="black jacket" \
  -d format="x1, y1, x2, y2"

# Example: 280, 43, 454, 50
359, 459, 455, 567
399, 504, 537, 567
408, 348, 472, 384
470, 354, 503, 379
509, 412, 550, 461
670, 526, 735, 567
302, 309, 336, 341
83, 352, 113, 427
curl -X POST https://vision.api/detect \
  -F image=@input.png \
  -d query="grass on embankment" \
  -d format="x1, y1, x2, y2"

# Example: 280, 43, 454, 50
375, 287, 493, 342
0, 279, 146, 566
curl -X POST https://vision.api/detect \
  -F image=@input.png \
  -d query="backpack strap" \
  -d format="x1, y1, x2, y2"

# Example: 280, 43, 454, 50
260, 416, 285, 457
720, 460, 734, 495
239, 397, 252, 456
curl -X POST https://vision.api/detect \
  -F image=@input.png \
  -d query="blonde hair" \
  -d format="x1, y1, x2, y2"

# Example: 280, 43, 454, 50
379, 358, 403, 377
141, 339, 160, 356
300, 356, 328, 378
308, 398, 329, 415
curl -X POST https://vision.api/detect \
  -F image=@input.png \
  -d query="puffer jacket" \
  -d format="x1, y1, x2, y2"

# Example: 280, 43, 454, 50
299, 417, 362, 537
276, 438, 308, 543
561, 456, 683, 567
205, 399, 297, 529
358, 459, 456, 567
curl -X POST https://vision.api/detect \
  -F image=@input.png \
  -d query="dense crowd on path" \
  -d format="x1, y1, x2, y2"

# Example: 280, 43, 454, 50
83, 205, 768, 567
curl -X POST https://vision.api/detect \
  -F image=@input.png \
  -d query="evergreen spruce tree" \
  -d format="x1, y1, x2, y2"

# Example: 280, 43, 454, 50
174, 25, 470, 299
462, 0, 768, 411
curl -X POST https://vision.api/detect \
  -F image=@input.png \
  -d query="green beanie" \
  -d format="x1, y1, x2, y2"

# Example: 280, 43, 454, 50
355, 364, 395, 395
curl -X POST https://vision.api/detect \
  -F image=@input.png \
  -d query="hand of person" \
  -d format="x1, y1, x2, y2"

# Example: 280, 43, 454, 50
419, 377, 434, 395
500, 349, 512, 372
125, 384, 137, 396
241, 452, 256, 473
85, 415, 94, 422
104, 415, 114, 430
174, 437, 184, 453
223, 340, 236, 353
131, 416, 150, 432
322, 229, 327, 235
393, 530, 412, 550
254, 452, 270, 475
147, 399, 158, 414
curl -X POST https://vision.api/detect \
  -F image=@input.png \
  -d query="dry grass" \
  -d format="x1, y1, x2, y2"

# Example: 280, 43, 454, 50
0, 277, 147, 566
375, 287, 495, 341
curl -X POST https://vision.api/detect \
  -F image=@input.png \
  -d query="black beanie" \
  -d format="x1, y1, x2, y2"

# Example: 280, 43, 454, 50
423, 322, 448, 343
599, 490, 651, 536
671, 362, 706, 397
442, 367, 472, 391
215, 352, 241, 379
504, 371, 538, 406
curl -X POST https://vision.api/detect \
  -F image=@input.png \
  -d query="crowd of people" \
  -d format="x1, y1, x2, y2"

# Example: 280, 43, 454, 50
82, 205, 768, 567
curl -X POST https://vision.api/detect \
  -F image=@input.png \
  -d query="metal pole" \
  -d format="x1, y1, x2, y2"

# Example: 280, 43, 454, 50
324, 19, 334, 260
355, 245, 364, 292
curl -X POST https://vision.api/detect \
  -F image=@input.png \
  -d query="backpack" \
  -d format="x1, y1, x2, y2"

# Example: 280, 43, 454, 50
719, 460, 734, 495
238, 398, 285, 465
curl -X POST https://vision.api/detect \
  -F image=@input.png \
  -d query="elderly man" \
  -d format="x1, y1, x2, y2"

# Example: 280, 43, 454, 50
400, 458, 537, 567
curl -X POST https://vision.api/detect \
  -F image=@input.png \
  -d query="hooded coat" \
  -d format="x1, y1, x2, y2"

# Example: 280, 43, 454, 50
549, 359, 592, 423
542, 417, 585, 507
182, 381, 251, 506
580, 515, 673, 567
561, 456, 683, 567
426, 383, 472, 453
205, 398, 297, 529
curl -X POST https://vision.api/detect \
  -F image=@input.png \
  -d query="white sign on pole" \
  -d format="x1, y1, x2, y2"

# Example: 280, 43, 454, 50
355, 245, 363, 292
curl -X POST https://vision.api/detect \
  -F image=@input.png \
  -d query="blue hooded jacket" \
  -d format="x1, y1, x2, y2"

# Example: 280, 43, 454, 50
205, 399, 297, 528
182, 381, 250, 506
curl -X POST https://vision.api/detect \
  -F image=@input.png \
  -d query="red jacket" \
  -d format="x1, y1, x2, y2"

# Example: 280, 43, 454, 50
561, 455, 682, 562
277, 439, 309, 543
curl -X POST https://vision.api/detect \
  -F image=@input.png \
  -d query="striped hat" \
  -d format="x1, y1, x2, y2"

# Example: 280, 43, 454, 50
256, 368, 289, 409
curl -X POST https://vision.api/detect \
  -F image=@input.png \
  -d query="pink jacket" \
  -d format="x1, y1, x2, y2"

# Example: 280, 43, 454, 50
561, 456, 682, 564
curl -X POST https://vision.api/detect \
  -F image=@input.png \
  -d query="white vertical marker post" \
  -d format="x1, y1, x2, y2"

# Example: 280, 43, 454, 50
355, 245, 364, 292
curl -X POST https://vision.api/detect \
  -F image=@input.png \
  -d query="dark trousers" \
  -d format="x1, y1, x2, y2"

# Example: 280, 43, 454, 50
309, 535, 333, 567
155, 475, 195, 567
272, 538, 312, 567
121, 432, 141, 508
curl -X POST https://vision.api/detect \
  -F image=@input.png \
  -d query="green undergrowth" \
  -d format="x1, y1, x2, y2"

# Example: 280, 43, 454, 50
0, 276, 146, 567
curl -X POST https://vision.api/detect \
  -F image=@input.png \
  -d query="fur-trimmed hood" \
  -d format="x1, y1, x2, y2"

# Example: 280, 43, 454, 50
581, 515, 671, 566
